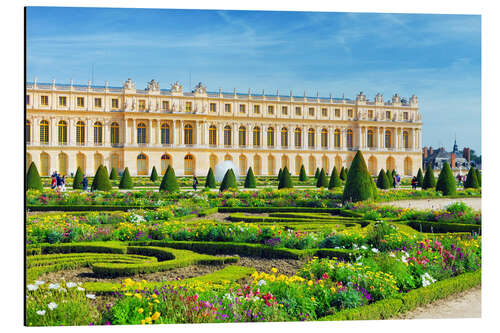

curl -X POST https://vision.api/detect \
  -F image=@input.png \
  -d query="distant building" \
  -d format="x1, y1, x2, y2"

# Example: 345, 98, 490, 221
422, 140, 479, 171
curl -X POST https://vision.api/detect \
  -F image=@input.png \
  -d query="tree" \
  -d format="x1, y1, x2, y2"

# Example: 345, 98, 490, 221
342, 151, 377, 202
277, 168, 283, 182
244, 167, 257, 188
316, 168, 328, 188
26, 162, 43, 191
386, 169, 393, 186
463, 167, 479, 189
119, 167, 133, 189
328, 166, 342, 189
205, 168, 216, 188
340, 167, 347, 181
91, 165, 112, 191
109, 167, 118, 180
422, 164, 436, 189
416, 168, 424, 187
391, 169, 397, 179
219, 168, 238, 192
475, 168, 481, 187
278, 166, 293, 189
73, 167, 84, 190
314, 168, 320, 179
376, 169, 390, 189
150, 166, 158, 182
298, 165, 307, 182
435, 162, 456, 195
159, 165, 179, 192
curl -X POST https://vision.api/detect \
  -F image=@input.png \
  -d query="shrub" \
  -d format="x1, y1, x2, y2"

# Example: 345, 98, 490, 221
277, 168, 283, 182
376, 169, 390, 189
278, 167, 293, 189
342, 151, 377, 202
73, 167, 84, 190
150, 166, 158, 182
26, 162, 43, 191
109, 167, 119, 180
119, 167, 133, 189
416, 168, 424, 187
316, 168, 328, 188
436, 162, 456, 195
244, 167, 257, 188
391, 169, 396, 179
91, 165, 112, 191
340, 167, 347, 181
464, 167, 479, 189
205, 167, 216, 188
299, 165, 307, 182
158, 165, 179, 192
422, 164, 436, 189
219, 169, 238, 192
475, 168, 481, 186
328, 166, 342, 189
386, 169, 393, 186
314, 168, 320, 179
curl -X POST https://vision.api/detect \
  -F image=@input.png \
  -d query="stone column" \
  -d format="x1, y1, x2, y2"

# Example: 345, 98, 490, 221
357, 126, 362, 149
204, 122, 209, 147
172, 120, 178, 145
156, 120, 161, 145
132, 118, 137, 146
51, 117, 57, 146
85, 118, 90, 146
218, 123, 224, 147
316, 126, 321, 150
180, 120, 184, 145
123, 119, 128, 145
33, 117, 40, 145
341, 127, 347, 150
291, 126, 296, 149
104, 120, 110, 146
148, 119, 152, 145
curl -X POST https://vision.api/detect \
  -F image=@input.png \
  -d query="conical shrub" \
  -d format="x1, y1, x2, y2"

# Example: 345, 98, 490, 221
91, 165, 112, 191
376, 169, 390, 189
416, 168, 424, 187
277, 168, 283, 182
299, 165, 307, 182
109, 167, 119, 180
340, 167, 347, 181
342, 151, 377, 202
391, 169, 396, 179
464, 167, 479, 189
278, 166, 293, 189
475, 168, 481, 187
386, 169, 393, 185
219, 168, 238, 192
73, 167, 84, 190
205, 168, 216, 188
159, 165, 179, 192
316, 168, 328, 188
244, 167, 257, 188
26, 162, 43, 191
328, 166, 342, 189
119, 167, 133, 189
435, 162, 456, 195
150, 166, 158, 182
314, 168, 320, 179
422, 164, 436, 189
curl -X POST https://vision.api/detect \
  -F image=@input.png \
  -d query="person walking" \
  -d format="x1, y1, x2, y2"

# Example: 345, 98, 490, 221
82, 176, 89, 192
56, 173, 62, 191
411, 176, 417, 189
392, 175, 397, 188
61, 175, 66, 192
193, 175, 199, 191
396, 174, 401, 187
50, 174, 57, 190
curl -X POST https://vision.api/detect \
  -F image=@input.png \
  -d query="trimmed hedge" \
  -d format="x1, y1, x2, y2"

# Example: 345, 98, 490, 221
73, 167, 84, 190
376, 169, 390, 189
328, 166, 342, 189
26, 162, 43, 191
436, 162, 456, 195
299, 165, 307, 182
159, 165, 179, 192
416, 168, 424, 187
91, 165, 112, 191
40, 242, 126, 254
119, 167, 133, 189
464, 167, 479, 189
150, 166, 159, 182
244, 167, 257, 188
220, 168, 238, 192
205, 167, 217, 188
422, 164, 436, 189
109, 167, 119, 180
218, 206, 364, 217
316, 168, 328, 188
342, 151, 377, 202
27, 205, 160, 212
406, 221, 481, 233
278, 167, 293, 189
198, 207, 219, 217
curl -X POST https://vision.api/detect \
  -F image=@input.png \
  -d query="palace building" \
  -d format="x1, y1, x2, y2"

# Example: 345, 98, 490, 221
26, 78, 422, 177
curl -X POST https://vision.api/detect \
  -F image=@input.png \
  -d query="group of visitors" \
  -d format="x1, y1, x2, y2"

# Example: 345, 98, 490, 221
456, 174, 467, 186
50, 171, 66, 192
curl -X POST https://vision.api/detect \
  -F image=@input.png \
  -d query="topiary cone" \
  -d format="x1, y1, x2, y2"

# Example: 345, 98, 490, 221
109, 167, 119, 180
328, 166, 342, 189
422, 164, 436, 189
463, 167, 479, 189
340, 167, 347, 181
299, 165, 307, 182
73, 167, 84, 190
416, 168, 424, 187
205, 167, 216, 188
220, 168, 238, 192
376, 169, 390, 189
316, 168, 328, 188
278, 166, 293, 189
119, 167, 133, 189
314, 168, 320, 179
435, 162, 456, 195
244, 167, 257, 188
26, 162, 43, 191
386, 169, 393, 186
91, 165, 112, 191
342, 151, 377, 202
159, 165, 179, 192
475, 168, 481, 187
150, 166, 158, 182
277, 168, 283, 182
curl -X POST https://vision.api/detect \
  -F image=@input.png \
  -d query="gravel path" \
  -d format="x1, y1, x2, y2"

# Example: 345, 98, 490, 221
380, 197, 481, 211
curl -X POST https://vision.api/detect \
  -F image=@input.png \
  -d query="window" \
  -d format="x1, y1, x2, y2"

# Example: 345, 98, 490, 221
184, 154, 194, 175
403, 112, 409, 120
308, 128, 315, 148
225, 104, 231, 113
77, 97, 84, 107
403, 131, 409, 148
111, 154, 119, 171
184, 124, 193, 145
239, 126, 247, 146
26, 95, 30, 105
224, 126, 232, 146
240, 104, 246, 113
253, 127, 261, 147
268, 155, 275, 175
282, 106, 288, 115
58, 96, 67, 107
346, 129, 353, 148
94, 98, 102, 108
162, 101, 169, 111
137, 154, 148, 175
137, 122, 146, 144
94, 122, 103, 145
385, 130, 392, 148
253, 105, 260, 114
367, 130, 374, 148
111, 122, 119, 145
267, 127, 275, 147
386, 111, 391, 120
268, 105, 274, 115
139, 100, 146, 111
295, 107, 301, 116
186, 101, 192, 112
309, 107, 315, 116
281, 127, 288, 147
161, 154, 171, 175
26, 120, 31, 143
334, 129, 341, 148
161, 123, 170, 145
295, 128, 302, 147
76, 121, 85, 145
335, 109, 340, 117
239, 155, 247, 175
321, 108, 327, 117
41, 96, 49, 106
209, 125, 217, 146
210, 103, 217, 112
94, 154, 103, 172
348, 109, 353, 117
321, 128, 328, 148
112, 98, 119, 109
368, 110, 373, 118
58, 121, 67, 144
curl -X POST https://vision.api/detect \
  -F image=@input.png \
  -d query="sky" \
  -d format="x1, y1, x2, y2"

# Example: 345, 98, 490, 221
26, 7, 481, 154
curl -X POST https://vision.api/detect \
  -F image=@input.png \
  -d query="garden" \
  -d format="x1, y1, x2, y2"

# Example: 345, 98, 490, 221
24, 152, 482, 326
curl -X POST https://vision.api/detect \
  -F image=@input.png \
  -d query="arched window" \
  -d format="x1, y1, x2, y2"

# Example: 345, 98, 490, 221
404, 157, 412, 176
267, 127, 275, 147
26, 153, 32, 171
346, 129, 353, 148
40, 120, 49, 144
281, 127, 288, 147
295, 128, 302, 147
184, 154, 194, 175
76, 153, 85, 174
253, 126, 261, 147
322, 156, 329, 171
254, 155, 261, 175
224, 126, 232, 146
308, 128, 315, 148
224, 154, 232, 161
161, 123, 170, 145
111, 122, 119, 145
93, 122, 102, 145
239, 155, 247, 174
334, 129, 341, 148
58, 153, 68, 175
403, 131, 409, 149
295, 156, 302, 175
209, 125, 217, 146
308, 156, 316, 175
94, 153, 103, 172
367, 130, 374, 148
111, 154, 119, 171
184, 124, 193, 145
386, 156, 396, 172
137, 153, 148, 175
58, 121, 67, 144
137, 122, 146, 144
76, 121, 85, 145
268, 155, 275, 175
281, 155, 289, 170
161, 154, 171, 175
368, 156, 377, 175
26, 120, 31, 143
210, 155, 218, 171
335, 156, 342, 171
40, 153, 49, 176
239, 126, 247, 147
321, 128, 328, 148
385, 130, 392, 148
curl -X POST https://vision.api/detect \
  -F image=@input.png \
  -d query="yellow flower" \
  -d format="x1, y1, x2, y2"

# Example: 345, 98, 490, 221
151, 312, 161, 321
140, 320, 146, 325
311, 297, 315, 301
154, 299, 160, 304
134, 293, 142, 299
138, 308, 144, 314
152, 293, 158, 299
307, 280, 313, 286
271, 268, 278, 273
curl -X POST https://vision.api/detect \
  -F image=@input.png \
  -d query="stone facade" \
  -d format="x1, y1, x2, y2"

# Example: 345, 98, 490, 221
26, 79, 423, 177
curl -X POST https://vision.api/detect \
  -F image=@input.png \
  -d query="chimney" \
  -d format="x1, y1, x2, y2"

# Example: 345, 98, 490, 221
463, 148, 471, 162
429, 146, 433, 155
450, 153, 456, 168
423, 147, 428, 159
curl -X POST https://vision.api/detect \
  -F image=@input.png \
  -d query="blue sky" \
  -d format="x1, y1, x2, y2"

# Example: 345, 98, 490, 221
26, 7, 481, 154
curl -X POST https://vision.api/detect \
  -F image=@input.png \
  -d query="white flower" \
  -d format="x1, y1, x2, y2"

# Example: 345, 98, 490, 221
27, 284, 38, 291
77, 287, 85, 292
371, 248, 379, 253
360, 245, 368, 250
257, 279, 266, 286
47, 302, 58, 311
36, 310, 46, 316
421, 273, 436, 287
389, 253, 396, 257
48, 283, 60, 290
35, 280, 45, 285
66, 282, 77, 288
355, 256, 362, 262
86, 294, 96, 299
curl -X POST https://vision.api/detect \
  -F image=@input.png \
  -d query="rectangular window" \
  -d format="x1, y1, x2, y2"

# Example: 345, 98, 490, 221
139, 100, 146, 111
162, 101, 169, 111
309, 107, 315, 116
225, 104, 231, 113
41, 95, 49, 106
295, 107, 301, 116
112, 98, 119, 109
253, 105, 260, 114
186, 101, 192, 111
321, 108, 327, 117
210, 103, 216, 112
26, 95, 30, 105
240, 104, 246, 113
386, 111, 391, 120
368, 110, 373, 118
58, 96, 67, 107
348, 109, 353, 117
403, 112, 409, 120
335, 108, 340, 117
94, 98, 102, 108
282, 106, 288, 115
76, 97, 84, 107
268, 105, 274, 115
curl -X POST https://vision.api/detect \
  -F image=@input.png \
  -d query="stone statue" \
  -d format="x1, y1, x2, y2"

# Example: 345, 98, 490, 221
375, 93, 384, 103
193, 82, 207, 94
171, 81, 183, 93
146, 79, 160, 92
123, 78, 136, 90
